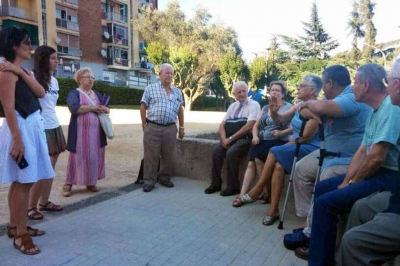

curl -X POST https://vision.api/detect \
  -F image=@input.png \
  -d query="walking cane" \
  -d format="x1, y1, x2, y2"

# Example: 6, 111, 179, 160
311, 119, 340, 203
278, 116, 308, 230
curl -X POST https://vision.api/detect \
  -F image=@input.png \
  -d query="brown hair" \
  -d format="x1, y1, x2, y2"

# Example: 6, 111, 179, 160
269, 80, 287, 96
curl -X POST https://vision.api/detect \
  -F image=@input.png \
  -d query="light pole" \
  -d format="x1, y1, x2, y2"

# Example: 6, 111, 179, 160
363, 43, 387, 69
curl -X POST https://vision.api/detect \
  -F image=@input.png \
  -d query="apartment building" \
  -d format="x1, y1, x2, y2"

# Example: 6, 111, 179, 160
0, 0, 157, 88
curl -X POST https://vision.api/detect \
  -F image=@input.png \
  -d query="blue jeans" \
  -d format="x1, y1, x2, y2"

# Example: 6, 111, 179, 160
308, 168, 400, 266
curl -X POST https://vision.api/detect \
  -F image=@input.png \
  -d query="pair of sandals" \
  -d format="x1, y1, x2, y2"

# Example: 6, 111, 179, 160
27, 201, 63, 220
8, 225, 45, 255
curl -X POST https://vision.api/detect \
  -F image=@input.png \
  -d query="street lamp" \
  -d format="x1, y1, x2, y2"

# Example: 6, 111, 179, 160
363, 43, 387, 69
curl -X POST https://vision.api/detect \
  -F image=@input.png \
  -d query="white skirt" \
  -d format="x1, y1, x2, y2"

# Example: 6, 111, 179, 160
0, 110, 54, 184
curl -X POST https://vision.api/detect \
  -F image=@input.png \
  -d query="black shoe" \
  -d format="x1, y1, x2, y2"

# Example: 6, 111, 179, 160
159, 180, 174, 188
204, 186, 221, 194
135, 179, 144, 185
142, 184, 154, 192
220, 188, 240, 197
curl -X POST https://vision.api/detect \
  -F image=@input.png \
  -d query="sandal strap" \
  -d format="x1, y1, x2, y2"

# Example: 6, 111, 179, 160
18, 234, 36, 250
241, 194, 255, 203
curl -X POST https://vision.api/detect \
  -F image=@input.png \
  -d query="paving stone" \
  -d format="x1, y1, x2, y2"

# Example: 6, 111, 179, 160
0, 178, 305, 266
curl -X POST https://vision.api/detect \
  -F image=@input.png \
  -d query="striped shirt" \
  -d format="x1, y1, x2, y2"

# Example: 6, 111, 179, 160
140, 82, 184, 124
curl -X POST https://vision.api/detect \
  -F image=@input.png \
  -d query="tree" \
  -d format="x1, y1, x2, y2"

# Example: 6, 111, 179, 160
249, 56, 266, 90
134, 1, 240, 110
219, 51, 248, 98
347, 0, 365, 60
360, 0, 377, 58
279, 2, 339, 60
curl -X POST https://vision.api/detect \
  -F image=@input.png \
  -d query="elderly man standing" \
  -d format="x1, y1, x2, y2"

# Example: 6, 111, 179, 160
140, 63, 185, 193
205, 81, 260, 196
337, 58, 400, 266
306, 63, 400, 266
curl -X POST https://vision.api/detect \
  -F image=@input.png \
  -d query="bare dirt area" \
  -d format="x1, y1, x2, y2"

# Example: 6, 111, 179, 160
0, 107, 224, 226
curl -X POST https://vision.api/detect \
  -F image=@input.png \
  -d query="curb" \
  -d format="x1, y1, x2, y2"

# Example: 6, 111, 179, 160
0, 182, 143, 237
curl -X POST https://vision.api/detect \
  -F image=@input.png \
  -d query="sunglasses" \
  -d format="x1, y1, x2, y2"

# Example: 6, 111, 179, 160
383, 76, 400, 87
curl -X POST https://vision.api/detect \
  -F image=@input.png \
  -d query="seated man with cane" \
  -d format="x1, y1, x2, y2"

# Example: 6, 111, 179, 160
306, 63, 400, 266
205, 81, 260, 196
283, 65, 371, 259
336, 58, 400, 266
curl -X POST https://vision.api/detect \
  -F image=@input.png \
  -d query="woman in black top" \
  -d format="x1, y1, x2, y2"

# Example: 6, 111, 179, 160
0, 27, 54, 255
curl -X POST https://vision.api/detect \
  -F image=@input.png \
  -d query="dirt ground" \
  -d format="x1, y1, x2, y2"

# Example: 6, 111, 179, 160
0, 107, 224, 226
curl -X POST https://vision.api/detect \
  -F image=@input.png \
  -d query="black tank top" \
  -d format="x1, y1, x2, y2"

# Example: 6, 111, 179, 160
0, 77, 40, 119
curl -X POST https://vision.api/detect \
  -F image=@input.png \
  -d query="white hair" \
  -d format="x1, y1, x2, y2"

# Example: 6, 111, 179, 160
233, 81, 248, 92
159, 63, 174, 73
390, 59, 400, 78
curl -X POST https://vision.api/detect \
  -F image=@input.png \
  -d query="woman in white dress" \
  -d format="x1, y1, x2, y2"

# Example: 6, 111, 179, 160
27, 45, 65, 220
0, 27, 54, 255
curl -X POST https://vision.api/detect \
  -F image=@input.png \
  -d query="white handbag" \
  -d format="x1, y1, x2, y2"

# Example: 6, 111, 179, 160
77, 89, 114, 139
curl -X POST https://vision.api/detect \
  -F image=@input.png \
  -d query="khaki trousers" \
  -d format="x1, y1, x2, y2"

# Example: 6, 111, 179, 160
143, 123, 177, 186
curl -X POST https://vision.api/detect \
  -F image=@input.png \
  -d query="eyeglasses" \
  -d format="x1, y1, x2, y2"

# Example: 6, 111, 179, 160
383, 76, 400, 87
297, 84, 314, 89
82, 76, 95, 80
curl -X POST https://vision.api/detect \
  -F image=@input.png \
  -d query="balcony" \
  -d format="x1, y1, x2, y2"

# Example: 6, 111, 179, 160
138, 0, 153, 8
107, 57, 129, 67
65, 0, 78, 5
56, 18, 79, 31
57, 46, 82, 57
104, 12, 127, 24
133, 61, 152, 72
0, 6, 37, 22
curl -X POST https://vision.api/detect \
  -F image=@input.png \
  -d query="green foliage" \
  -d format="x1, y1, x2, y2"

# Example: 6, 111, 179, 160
279, 2, 339, 60
135, 1, 241, 110
249, 56, 267, 89
347, 0, 364, 60
57, 78, 144, 106
191, 95, 217, 110
146, 42, 169, 73
360, 0, 377, 58
220, 51, 248, 96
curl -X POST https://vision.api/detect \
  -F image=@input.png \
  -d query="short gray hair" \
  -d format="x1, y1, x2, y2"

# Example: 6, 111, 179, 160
159, 63, 174, 73
390, 59, 400, 79
233, 81, 248, 92
357, 63, 386, 92
303, 74, 322, 96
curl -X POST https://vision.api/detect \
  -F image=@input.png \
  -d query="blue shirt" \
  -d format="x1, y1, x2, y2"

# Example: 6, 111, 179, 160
291, 110, 319, 147
323, 86, 372, 168
361, 95, 400, 171
140, 82, 184, 124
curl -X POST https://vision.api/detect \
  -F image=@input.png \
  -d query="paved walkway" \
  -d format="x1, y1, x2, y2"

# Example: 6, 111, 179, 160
0, 178, 307, 266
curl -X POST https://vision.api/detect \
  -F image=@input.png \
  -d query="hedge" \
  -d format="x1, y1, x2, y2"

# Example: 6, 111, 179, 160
57, 78, 144, 105
191, 95, 218, 110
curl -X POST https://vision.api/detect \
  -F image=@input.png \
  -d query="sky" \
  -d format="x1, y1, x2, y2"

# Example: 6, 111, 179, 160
158, 0, 400, 62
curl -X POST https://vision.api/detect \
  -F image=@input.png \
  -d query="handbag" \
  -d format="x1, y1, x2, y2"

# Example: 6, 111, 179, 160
77, 89, 114, 139
225, 117, 249, 139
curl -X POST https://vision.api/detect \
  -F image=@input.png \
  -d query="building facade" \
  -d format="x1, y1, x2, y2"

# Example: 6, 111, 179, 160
0, 0, 156, 88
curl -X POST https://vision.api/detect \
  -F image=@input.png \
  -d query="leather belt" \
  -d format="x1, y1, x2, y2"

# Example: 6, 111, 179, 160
146, 119, 175, 127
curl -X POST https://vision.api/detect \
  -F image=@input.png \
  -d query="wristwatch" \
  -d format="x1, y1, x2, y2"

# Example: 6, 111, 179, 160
229, 136, 233, 141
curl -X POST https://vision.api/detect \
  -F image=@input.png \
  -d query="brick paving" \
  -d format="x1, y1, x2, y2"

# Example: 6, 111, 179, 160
0, 177, 307, 266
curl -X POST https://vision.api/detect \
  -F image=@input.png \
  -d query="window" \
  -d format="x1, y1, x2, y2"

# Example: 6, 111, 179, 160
56, 9, 66, 19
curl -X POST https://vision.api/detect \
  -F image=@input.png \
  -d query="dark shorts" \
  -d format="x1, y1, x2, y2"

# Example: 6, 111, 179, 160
45, 126, 66, 156
249, 139, 287, 162
270, 143, 319, 173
